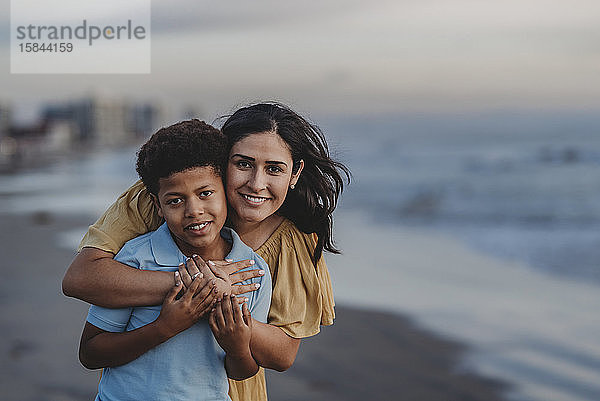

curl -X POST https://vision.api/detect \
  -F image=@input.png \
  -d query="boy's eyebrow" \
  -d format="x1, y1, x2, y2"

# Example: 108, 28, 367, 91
163, 185, 211, 196
231, 153, 288, 167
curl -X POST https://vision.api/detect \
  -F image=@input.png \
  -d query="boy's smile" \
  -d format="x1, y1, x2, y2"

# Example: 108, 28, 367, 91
154, 166, 229, 259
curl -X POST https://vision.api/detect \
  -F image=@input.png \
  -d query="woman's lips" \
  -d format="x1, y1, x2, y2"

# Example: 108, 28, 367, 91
240, 193, 269, 205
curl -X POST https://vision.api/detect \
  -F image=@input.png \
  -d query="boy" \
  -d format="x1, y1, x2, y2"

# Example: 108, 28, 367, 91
78, 120, 272, 401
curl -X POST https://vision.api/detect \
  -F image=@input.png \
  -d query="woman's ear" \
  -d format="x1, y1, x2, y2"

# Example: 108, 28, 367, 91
151, 193, 164, 218
290, 159, 304, 187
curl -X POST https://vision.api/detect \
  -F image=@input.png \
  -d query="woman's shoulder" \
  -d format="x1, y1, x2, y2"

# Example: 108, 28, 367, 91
258, 218, 336, 337
257, 218, 315, 257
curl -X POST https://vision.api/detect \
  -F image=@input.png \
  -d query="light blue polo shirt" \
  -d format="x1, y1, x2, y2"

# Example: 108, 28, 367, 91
86, 223, 272, 401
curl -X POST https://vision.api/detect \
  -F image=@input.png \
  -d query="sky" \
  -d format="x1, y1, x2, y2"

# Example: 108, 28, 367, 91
1, 0, 600, 119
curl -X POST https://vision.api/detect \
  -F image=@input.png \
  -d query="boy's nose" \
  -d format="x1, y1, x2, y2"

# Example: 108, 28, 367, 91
185, 199, 204, 217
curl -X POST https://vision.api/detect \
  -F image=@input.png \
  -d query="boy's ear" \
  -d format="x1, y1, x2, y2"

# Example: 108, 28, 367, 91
150, 194, 164, 218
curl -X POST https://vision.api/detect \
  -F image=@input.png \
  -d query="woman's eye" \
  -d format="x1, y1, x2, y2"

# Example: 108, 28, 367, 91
267, 165, 283, 174
199, 190, 213, 198
166, 198, 183, 205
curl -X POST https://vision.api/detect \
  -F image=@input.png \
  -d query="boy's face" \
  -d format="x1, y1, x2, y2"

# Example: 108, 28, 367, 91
154, 166, 227, 257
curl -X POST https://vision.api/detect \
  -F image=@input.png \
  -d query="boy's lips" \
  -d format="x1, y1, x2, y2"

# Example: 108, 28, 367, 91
184, 221, 211, 232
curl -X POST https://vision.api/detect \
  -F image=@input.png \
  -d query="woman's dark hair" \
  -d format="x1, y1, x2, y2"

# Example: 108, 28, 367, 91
136, 119, 227, 196
221, 102, 351, 265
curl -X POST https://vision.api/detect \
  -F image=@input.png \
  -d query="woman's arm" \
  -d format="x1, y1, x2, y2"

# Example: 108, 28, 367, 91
210, 295, 259, 380
208, 261, 300, 372
63, 249, 264, 308
63, 247, 173, 308
250, 321, 301, 372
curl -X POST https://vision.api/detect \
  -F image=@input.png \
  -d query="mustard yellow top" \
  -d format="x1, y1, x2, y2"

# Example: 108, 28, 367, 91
79, 180, 335, 401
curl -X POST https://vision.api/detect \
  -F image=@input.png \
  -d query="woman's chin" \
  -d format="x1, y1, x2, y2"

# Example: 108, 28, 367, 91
236, 210, 281, 226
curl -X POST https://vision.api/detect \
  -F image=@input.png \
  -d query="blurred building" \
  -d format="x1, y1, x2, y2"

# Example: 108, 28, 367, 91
93, 97, 130, 146
42, 96, 161, 146
0, 102, 11, 140
129, 103, 162, 138
0, 103, 17, 169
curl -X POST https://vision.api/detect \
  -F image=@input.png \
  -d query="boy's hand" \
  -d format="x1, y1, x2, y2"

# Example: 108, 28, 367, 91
209, 294, 252, 357
156, 275, 216, 339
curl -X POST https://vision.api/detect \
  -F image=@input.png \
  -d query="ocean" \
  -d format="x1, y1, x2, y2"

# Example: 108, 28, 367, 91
1, 111, 599, 400
322, 111, 600, 284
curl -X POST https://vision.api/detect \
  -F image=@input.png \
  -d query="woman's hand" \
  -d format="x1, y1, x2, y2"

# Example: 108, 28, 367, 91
209, 259, 265, 295
177, 256, 265, 301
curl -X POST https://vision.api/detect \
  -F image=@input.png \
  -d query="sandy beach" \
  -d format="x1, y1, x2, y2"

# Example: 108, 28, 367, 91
0, 210, 506, 401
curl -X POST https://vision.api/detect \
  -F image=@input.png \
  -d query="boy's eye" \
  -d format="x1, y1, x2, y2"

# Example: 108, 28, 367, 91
199, 190, 213, 198
166, 198, 183, 205
236, 160, 252, 169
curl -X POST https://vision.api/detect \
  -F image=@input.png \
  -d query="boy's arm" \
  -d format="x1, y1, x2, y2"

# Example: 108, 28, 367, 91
79, 278, 217, 369
209, 295, 258, 380
79, 320, 171, 369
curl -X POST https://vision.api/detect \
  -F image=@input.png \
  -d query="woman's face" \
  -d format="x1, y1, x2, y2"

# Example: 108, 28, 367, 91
226, 131, 303, 225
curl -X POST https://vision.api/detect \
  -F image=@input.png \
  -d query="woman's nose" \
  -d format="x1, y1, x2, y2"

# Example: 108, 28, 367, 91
247, 170, 267, 192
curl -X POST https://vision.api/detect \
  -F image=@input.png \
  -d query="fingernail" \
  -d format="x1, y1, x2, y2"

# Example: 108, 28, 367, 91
208, 260, 215, 266
249, 260, 255, 265
230, 294, 235, 298
223, 293, 228, 297
244, 297, 249, 302
254, 283, 260, 289
192, 254, 198, 258
174, 271, 179, 276
225, 258, 233, 262
179, 263, 184, 267
258, 270, 265, 275
175, 282, 180, 286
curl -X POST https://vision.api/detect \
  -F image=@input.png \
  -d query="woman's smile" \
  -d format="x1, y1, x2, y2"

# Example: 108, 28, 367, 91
240, 193, 270, 205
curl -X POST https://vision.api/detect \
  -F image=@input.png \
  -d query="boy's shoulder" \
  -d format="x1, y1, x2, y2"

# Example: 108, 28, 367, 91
115, 223, 177, 269
116, 230, 155, 258
222, 227, 266, 266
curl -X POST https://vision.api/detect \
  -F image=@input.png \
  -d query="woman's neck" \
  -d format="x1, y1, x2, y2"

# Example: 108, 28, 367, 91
231, 213, 285, 251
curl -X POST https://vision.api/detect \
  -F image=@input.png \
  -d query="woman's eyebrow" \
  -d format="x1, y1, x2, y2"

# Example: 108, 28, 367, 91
265, 161, 288, 167
231, 154, 288, 167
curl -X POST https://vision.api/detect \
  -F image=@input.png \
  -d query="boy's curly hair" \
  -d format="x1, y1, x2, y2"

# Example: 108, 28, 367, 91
136, 120, 228, 196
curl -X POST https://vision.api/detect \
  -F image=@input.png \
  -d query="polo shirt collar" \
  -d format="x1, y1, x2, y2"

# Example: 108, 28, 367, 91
150, 223, 186, 266
149, 223, 251, 266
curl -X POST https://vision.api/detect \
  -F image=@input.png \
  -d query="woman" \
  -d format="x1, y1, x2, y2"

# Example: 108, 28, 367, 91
62, 102, 350, 401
